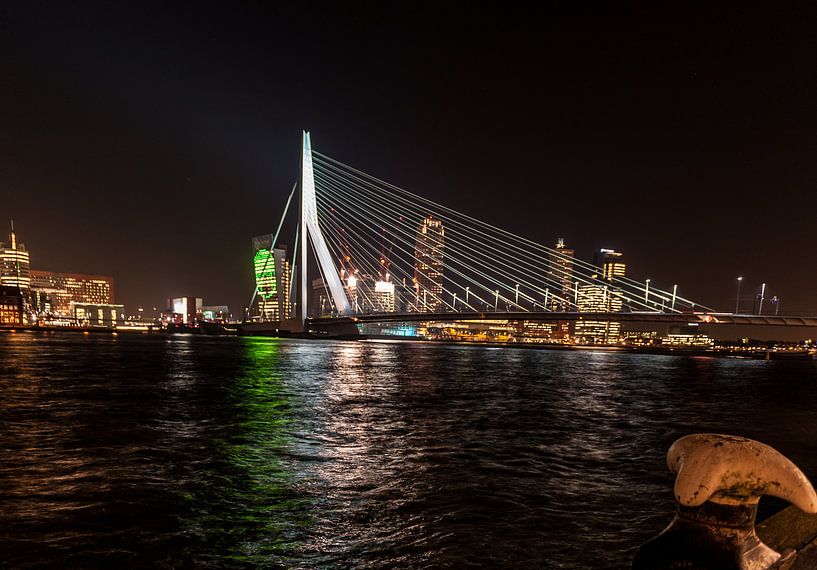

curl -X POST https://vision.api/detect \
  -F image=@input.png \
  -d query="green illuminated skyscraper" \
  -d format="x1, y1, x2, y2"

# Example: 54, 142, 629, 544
252, 235, 291, 321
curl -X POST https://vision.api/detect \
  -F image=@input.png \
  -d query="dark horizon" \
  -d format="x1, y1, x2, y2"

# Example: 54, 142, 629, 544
3, 3, 816, 316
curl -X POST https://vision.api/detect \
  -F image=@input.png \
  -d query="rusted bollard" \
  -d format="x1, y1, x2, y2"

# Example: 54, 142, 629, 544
633, 434, 817, 569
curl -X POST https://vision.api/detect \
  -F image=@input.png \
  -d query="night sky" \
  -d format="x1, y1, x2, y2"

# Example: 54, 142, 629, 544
2, 3, 816, 316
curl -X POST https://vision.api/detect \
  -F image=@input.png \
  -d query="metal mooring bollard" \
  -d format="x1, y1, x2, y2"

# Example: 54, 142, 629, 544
633, 433, 817, 570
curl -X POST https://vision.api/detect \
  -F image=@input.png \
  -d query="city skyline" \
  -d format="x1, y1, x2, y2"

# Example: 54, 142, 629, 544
2, 4, 816, 316
7, 198, 807, 347
0, 214, 794, 322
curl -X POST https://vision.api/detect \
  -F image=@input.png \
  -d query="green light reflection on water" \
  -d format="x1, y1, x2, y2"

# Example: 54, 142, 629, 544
179, 338, 315, 566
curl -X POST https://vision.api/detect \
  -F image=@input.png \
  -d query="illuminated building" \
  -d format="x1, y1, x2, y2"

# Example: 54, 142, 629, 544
574, 248, 627, 344
519, 320, 564, 342
595, 248, 625, 334
420, 319, 515, 342
595, 248, 626, 281
29, 270, 114, 316
336, 238, 393, 314
254, 247, 276, 317
342, 269, 360, 313
74, 303, 125, 327
548, 238, 574, 310
374, 230, 396, 313
202, 305, 230, 322
251, 235, 292, 321
339, 270, 394, 314
338, 240, 391, 313
358, 322, 417, 337
662, 324, 714, 348
622, 331, 658, 346
262, 246, 292, 320
663, 333, 714, 348
548, 238, 574, 338
165, 297, 203, 324
28, 290, 52, 317
278, 251, 291, 319
413, 215, 444, 312
0, 223, 31, 290
0, 286, 23, 325
575, 280, 613, 343
373, 280, 396, 312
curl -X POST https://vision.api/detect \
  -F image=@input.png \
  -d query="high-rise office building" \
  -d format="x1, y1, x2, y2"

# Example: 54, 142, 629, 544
545, 237, 574, 339
277, 249, 291, 320
548, 237, 574, 311
595, 248, 626, 281
413, 215, 444, 312
594, 247, 624, 322
0, 224, 31, 290
575, 279, 619, 343
254, 255, 275, 317
30, 270, 114, 316
251, 235, 291, 321
575, 248, 626, 344
594, 247, 625, 315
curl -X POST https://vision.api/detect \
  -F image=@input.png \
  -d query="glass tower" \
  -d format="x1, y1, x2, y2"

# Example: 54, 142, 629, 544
413, 215, 445, 312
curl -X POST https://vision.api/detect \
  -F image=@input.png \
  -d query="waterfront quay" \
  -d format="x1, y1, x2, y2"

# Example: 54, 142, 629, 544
1, 321, 814, 361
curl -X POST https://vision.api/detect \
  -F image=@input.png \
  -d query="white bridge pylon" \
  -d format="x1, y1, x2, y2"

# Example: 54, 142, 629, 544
300, 131, 352, 322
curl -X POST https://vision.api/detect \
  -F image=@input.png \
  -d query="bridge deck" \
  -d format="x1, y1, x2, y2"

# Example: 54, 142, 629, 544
307, 311, 817, 327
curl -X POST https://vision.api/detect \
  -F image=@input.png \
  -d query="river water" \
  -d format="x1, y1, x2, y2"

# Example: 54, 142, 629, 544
1, 333, 816, 568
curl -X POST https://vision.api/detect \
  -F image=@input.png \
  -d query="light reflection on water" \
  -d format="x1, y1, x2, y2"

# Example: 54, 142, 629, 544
1, 333, 816, 568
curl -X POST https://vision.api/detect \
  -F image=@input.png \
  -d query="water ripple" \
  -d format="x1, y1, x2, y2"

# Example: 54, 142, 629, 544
1, 333, 815, 568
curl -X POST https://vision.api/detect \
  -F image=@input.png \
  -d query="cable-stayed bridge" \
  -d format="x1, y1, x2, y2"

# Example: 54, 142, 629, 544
250, 132, 817, 336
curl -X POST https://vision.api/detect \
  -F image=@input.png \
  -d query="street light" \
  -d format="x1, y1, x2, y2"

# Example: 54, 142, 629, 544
645, 279, 651, 306
465, 286, 470, 305
735, 276, 743, 314
758, 283, 766, 315
495, 289, 499, 310
515, 284, 520, 304
671, 284, 677, 311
